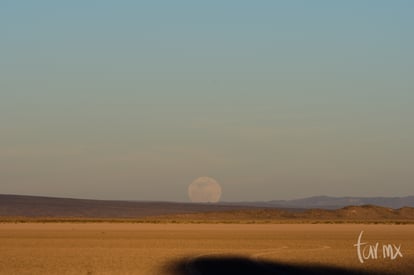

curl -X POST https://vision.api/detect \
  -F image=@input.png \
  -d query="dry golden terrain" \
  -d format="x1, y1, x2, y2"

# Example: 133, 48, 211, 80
0, 223, 413, 275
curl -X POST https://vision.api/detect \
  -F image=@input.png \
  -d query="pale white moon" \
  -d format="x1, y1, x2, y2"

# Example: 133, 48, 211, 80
188, 177, 222, 203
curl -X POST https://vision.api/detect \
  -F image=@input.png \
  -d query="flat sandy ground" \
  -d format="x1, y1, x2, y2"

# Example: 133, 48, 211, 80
0, 223, 413, 275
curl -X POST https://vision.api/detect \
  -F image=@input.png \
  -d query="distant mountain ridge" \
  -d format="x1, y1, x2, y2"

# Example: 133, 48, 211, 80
1, 194, 414, 219
240, 195, 414, 209
1, 194, 414, 222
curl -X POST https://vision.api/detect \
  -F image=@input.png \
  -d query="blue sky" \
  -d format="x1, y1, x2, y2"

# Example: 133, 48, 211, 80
1, 1, 413, 201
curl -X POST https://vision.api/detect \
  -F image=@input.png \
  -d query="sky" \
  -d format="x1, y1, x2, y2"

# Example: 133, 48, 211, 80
1, 1, 413, 202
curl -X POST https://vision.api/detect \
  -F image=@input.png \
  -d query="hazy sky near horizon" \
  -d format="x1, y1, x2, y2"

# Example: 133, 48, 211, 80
1, 1, 413, 202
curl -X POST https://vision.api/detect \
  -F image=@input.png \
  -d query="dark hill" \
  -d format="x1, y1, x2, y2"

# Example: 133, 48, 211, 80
1, 194, 414, 222
0, 194, 254, 218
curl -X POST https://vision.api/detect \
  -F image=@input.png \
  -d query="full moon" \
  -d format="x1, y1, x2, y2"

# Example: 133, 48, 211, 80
188, 177, 222, 203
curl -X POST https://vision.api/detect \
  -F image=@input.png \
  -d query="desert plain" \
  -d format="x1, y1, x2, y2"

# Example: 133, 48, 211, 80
0, 223, 413, 275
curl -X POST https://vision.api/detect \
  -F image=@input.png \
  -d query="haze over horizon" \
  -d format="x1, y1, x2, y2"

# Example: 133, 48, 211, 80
1, 1, 413, 202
